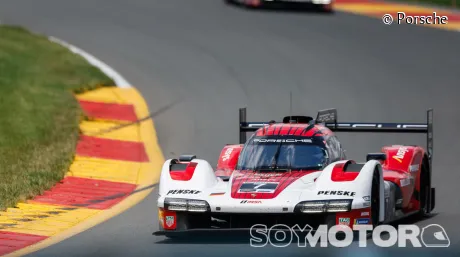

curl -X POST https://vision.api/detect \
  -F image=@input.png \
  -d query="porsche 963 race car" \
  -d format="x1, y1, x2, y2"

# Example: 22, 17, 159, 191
154, 108, 435, 237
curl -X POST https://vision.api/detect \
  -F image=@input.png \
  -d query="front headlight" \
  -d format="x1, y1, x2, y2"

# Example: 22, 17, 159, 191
164, 198, 187, 211
164, 198, 210, 212
187, 199, 209, 212
326, 200, 352, 212
296, 199, 352, 213
298, 201, 329, 213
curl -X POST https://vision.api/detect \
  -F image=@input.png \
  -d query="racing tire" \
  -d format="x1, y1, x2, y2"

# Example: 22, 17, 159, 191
319, 4, 334, 13
165, 234, 178, 240
370, 168, 380, 227
312, 2, 334, 13
243, 0, 263, 9
417, 160, 431, 217
224, 0, 247, 7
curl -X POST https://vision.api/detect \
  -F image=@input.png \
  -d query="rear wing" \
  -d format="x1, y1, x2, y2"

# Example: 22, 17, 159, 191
238, 107, 433, 162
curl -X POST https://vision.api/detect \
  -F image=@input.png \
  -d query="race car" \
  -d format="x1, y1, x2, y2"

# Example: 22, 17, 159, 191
224, 0, 334, 13
154, 108, 435, 237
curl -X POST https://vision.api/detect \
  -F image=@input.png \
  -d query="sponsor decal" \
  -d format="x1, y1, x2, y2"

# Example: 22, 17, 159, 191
393, 146, 409, 163
355, 218, 370, 224
222, 147, 233, 161
317, 190, 356, 197
363, 196, 370, 201
160, 210, 177, 230
248, 123, 266, 128
167, 189, 201, 195
241, 200, 262, 204
238, 182, 279, 193
410, 164, 419, 173
400, 177, 412, 187
361, 212, 370, 216
336, 123, 425, 129
255, 173, 283, 177
250, 178, 279, 181
210, 192, 225, 196
363, 202, 371, 207
330, 123, 428, 129
338, 217, 350, 225
251, 173, 283, 181
317, 112, 336, 123
166, 215, 175, 228
253, 138, 312, 143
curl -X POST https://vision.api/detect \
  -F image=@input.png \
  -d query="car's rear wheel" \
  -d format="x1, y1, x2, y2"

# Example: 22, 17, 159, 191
418, 159, 431, 217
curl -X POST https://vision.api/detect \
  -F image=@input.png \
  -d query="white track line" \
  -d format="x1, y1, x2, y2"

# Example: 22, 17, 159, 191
48, 36, 131, 88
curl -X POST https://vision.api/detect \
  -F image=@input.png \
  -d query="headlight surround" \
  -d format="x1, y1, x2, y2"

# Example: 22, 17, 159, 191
295, 199, 353, 213
326, 200, 352, 212
164, 198, 210, 212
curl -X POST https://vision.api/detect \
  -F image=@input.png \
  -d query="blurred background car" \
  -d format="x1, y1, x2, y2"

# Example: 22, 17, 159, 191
224, 0, 334, 13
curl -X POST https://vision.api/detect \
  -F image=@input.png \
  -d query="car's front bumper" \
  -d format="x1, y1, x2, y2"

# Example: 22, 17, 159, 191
153, 227, 372, 242
153, 227, 324, 237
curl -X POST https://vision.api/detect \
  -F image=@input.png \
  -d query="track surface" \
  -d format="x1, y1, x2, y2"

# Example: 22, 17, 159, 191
1, 0, 460, 256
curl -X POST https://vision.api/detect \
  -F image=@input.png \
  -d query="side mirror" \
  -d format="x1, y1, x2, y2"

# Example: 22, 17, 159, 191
366, 153, 387, 162
179, 154, 196, 162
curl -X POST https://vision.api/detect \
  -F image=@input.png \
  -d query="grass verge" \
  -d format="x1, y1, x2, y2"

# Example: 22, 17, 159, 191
0, 25, 114, 210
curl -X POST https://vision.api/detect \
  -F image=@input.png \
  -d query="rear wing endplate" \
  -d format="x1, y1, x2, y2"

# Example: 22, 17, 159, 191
239, 107, 433, 163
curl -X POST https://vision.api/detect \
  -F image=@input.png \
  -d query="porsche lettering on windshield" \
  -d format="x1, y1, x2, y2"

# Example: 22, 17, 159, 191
238, 182, 279, 193
237, 138, 327, 171
253, 138, 312, 143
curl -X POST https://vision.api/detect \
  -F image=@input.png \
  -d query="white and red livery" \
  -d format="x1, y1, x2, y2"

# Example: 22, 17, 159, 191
154, 108, 435, 237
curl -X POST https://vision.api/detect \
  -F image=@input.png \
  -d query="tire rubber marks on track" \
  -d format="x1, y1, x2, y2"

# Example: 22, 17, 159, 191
76, 135, 149, 163
0, 203, 98, 236
30, 177, 138, 210
79, 121, 141, 142
79, 100, 138, 122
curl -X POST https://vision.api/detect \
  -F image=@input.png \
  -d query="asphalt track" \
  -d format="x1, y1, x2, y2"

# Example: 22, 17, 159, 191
1, 0, 460, 256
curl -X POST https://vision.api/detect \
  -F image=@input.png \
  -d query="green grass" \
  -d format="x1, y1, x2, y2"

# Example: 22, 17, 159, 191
0, 25, 114, 210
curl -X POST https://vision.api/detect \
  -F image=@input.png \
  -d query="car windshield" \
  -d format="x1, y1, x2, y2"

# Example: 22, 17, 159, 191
237, 137, 328, 171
